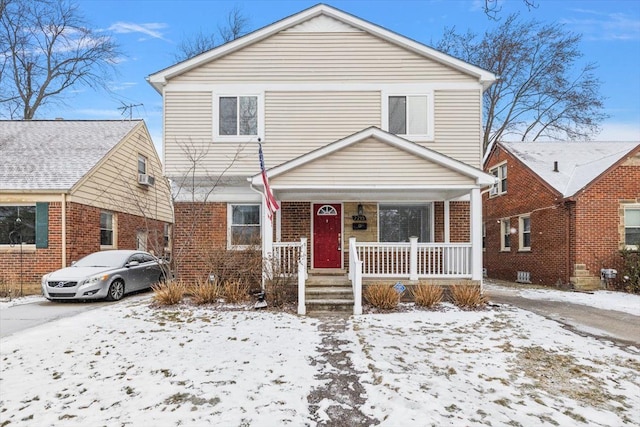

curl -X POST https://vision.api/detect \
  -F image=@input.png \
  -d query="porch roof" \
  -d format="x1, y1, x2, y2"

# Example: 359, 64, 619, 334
249, 127, 496, 201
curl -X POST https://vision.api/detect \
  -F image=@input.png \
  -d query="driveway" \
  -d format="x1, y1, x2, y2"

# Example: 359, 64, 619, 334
485, 282, 640, 348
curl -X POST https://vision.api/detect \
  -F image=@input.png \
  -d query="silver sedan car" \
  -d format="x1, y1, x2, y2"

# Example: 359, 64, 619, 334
42, 250, 167, 301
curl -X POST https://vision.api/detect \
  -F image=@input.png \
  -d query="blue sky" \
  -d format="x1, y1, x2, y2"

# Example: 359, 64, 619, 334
54, 0, 640, 151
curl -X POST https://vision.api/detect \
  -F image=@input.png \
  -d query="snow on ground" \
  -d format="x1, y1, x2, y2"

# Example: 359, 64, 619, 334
484, 281, 640, 316
1, 292, 639, 426
0, 295, 46, 309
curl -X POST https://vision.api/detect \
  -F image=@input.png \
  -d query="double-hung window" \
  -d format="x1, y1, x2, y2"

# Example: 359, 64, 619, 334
216, 95, 261, 140
229, 204, 260, 248
379, 204, 432, 242
490, 162, 508, 196
138, 154, 147, 175
0, 205, 36, 245
624, 207, 640, 249
100, 211, 115, 247
519, 215, 531, 251
384, 92, 433, 141
500, 218, 511, 251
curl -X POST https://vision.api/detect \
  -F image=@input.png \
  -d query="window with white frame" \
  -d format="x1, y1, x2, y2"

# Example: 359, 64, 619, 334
385, 93, 433, 140
138, 154, 147, 175
500, 218, 511, 251
229, 204, 260, 248
519, 215, 531, 250
217, 95, 259, 138
490, 162, 508, 196
624, 207, 640, 249
0, 205, 36, 245
379, 204, 432, 242
100, 211, 115, 247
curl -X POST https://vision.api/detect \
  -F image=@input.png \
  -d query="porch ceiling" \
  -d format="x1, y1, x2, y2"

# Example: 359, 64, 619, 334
273, 186, 473, 202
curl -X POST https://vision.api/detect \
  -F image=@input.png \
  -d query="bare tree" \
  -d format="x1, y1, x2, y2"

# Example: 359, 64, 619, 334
173, 5, 250, 62
483, 0, 538, 20
0, 0, 119, 119
436, 14, 607, 152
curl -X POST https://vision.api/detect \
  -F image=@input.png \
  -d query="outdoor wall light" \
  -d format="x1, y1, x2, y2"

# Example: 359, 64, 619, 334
357, 204, 364, 216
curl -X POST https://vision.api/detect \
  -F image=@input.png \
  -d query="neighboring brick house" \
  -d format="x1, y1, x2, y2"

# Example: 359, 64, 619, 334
483, 141, 640, 289
148, 4, 497, 313
0, 120, 174, 287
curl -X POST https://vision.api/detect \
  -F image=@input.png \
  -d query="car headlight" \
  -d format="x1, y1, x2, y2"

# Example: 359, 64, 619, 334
84, 274, 109, 285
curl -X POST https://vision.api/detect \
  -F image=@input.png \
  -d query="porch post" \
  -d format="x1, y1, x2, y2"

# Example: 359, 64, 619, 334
262, 203, 274, 291
298, 237, 307, 315
409, 236, 418, 281
470, 188, 483, 281
444, 200, 450, 243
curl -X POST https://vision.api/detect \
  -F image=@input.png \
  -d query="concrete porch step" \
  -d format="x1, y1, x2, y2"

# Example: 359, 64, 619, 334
306, 286, 353, 299
306, 298, 354, 314
306, 276, 350, 287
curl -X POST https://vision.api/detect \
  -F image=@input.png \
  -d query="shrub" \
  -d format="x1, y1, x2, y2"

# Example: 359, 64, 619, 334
449, 284, 487, 309
152, 280, 186, 306
221, 280, 250, 304
263, 254, 298, 308
203, 244, 262, 293
364, 284, 401, 309
190, 278, 221, 305
412, 284, 443, 308
619, 249, 640, 294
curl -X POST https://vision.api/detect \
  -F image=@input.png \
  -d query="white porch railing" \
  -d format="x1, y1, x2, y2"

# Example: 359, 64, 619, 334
352, 237, 472, 279
273, 238, 307, 315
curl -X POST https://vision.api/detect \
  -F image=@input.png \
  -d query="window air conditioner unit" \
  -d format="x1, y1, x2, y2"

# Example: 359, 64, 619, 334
138, 173, 155, 186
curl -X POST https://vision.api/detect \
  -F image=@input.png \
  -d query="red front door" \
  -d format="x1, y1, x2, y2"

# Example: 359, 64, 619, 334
313, 203, 342, 269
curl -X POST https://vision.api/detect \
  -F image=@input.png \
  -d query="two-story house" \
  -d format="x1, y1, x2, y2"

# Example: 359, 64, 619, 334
483, 141, 640, 290
148, 4, 496, 314
0, 120, 174, 291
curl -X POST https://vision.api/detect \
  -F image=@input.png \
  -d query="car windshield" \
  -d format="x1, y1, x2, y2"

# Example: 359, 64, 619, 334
73, 252, 128, 268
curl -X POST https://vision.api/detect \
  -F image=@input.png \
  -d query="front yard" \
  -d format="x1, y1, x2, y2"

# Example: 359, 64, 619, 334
0, 294, 639, 426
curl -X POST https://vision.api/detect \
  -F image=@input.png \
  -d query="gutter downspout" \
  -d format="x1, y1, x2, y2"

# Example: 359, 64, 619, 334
61, 193, 67, 267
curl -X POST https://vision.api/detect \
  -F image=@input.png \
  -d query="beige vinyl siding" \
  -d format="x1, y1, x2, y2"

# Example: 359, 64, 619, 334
165, 90, 381, 177
272, 137, 475, 186
429, 90, 482, 168
70, 125, 173, 223
172, 32, 475, 84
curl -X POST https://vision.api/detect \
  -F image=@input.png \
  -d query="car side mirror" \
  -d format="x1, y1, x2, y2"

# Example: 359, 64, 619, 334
127, 261, 140, 267
71, 260, 77, 266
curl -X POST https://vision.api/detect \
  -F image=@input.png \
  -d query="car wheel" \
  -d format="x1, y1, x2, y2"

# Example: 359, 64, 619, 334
107, 280, 125, 301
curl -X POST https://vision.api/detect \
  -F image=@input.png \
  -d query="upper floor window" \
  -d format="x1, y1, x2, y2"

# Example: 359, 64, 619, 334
218, 95, 258, 137
490, 162, 508, 196
625, 207, 640, 249
0, 205, 36, 245
384, 92, 433, 141
519, 215, 531, 251
138, 154, 147, 175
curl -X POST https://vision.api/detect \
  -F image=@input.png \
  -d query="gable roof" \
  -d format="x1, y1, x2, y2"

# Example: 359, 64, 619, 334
250, 127, 496, 188
0, 120, 142, 191
147, 4, 496, 91
499, 141, 640, 198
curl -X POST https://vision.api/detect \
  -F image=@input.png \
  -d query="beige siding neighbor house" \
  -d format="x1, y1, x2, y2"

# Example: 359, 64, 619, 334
0, 120, 173, 289
148, 4, 496, 314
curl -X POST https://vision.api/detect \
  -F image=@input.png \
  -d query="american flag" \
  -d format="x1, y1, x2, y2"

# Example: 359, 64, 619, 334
259, 143, 279, 220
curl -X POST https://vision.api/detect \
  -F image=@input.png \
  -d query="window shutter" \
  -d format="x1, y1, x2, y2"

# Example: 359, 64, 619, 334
35, 202, 49, 248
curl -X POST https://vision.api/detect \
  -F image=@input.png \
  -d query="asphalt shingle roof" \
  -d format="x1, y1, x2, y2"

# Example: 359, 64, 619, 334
500, 141, 639, 197
0, 120, 140, 191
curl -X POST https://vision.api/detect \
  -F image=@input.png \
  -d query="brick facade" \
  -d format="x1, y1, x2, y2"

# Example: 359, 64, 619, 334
0, 201, 167, 287
483, 144, 640, 287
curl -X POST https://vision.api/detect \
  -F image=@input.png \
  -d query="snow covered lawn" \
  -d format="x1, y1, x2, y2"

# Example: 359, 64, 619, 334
1, 295, 639, 426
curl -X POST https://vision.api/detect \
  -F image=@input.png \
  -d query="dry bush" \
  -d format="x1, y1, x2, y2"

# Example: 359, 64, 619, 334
450, 284, 487, 309
221, 280, 250, 304
190, 278, 221, 305
412, 284, 443, 308
364, 284, 401, 309
263, 254, 298, 308
202, 245, 262, 293
152, 280, 186, 305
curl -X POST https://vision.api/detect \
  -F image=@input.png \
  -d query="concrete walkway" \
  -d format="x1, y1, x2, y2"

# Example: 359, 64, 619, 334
486, 283, 640, 350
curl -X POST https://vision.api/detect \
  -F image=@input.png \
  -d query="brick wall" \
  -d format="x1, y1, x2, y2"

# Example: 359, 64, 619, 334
0, 201, 168, 288
483, 146, 570, 285
172, 202, 227, 282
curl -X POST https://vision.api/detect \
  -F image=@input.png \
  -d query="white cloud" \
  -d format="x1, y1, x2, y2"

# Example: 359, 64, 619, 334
107, 22, 169, 41
109, 81, 138, 91
562, 10, 640, 41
